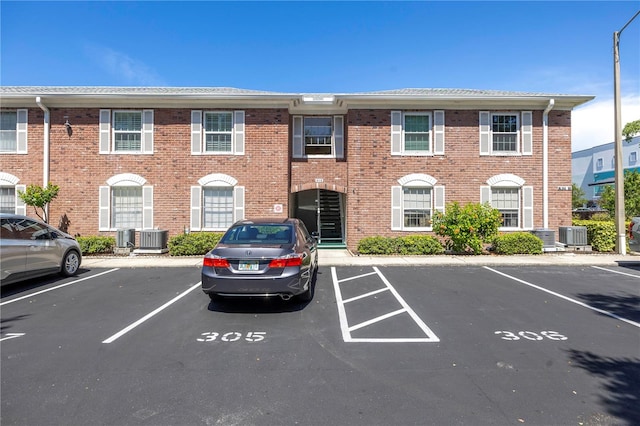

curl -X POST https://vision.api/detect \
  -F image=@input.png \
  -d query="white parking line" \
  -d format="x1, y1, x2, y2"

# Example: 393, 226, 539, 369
102, 281, 202, 344
0, 269, 120, 306
332, 266, 440, 343
591, 265, 640, 278
484, 266, 640, 329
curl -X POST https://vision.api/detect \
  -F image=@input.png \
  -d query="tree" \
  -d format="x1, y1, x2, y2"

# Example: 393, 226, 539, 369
598, 170, 640, 219
623, 119, 640, 143
17, 182, 60, 223
572, 183, 587, 209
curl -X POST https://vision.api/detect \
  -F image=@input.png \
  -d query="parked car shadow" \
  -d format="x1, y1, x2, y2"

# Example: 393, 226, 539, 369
0, 268, 90, 299
0, 314, 31, 333
207, 296, 311, 313
616, 260, 640, 271
565, 349, 640, 425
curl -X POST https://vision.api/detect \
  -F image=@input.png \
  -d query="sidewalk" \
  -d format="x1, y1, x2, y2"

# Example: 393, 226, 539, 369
81, 248, 640, 268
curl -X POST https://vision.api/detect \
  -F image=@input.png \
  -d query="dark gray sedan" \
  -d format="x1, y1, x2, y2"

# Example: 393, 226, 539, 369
201, 218, 318, 302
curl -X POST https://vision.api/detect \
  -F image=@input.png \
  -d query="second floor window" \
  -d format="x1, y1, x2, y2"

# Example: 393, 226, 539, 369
113, 112, 142, 151
304, 117, 332, 156
0, 110, 27, 153
491, 114, 518, 153
204, 112, 233, 153
293, 115, 344, 158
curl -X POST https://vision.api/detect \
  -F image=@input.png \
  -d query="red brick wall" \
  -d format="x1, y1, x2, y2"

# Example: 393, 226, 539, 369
1, 106, 572, 250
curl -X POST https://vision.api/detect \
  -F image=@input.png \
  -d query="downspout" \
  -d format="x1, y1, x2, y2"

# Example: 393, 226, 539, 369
542, 99, 554, 229
36, 97, 50, 220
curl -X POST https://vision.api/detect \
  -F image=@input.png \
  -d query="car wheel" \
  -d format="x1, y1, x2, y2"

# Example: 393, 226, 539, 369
61, 250, 80, 277
298, 273, 315, 302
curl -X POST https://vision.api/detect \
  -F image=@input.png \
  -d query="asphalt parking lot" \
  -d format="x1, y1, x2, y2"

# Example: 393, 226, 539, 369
1, 263, 639, 426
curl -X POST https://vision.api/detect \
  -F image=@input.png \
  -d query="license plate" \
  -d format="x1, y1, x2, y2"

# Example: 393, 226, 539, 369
238, 261, 259, 271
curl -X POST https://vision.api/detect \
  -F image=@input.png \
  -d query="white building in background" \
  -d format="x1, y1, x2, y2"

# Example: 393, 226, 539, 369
572, 136, 640, 202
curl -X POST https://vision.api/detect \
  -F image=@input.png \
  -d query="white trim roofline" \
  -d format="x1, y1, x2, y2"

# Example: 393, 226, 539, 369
0, 86, 594, 111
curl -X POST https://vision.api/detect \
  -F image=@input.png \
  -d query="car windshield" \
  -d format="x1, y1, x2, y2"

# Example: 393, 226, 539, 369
221, 224, 293, 244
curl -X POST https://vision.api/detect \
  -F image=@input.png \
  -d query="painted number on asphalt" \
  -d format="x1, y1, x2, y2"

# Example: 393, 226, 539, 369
494, 331, 568, 341
196, 331, 266, 343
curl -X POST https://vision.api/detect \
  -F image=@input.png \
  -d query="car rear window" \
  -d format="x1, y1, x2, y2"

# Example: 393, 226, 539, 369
221, 224, 293, 244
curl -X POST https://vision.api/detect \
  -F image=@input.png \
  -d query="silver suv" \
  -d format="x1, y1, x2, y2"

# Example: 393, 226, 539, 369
0, 213, 82, 286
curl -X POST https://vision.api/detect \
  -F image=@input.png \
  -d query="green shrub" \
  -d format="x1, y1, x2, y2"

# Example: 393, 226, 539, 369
492, 232, 543, 255
572, 220, 616, 252
432, 202, 502, 255
357, 236, 398, 255
589, 212, 611, 221
168, 232, 223, 256
396, 235, 444, 255
77, 236, 115, 255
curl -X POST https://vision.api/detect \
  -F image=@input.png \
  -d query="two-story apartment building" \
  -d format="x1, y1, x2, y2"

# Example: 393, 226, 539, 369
0, 87, 592, 250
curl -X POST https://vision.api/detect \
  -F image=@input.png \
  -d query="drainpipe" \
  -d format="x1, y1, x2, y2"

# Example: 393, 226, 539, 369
36, 97, 50, 220
542, 99, 555, 229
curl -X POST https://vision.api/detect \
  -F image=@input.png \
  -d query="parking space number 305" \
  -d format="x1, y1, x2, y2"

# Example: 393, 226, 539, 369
197, 331, 266, 343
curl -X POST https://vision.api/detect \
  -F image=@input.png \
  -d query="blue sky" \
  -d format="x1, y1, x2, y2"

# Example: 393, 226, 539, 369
1, 1, 639, 151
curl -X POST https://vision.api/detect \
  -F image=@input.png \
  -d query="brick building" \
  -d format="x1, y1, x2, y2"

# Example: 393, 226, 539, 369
0, 87, 592, 250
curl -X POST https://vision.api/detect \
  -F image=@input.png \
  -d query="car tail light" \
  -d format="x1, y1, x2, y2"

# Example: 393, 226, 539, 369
203, 257, 230, 268
268, 254, 303, 268
630, 222, 635, 240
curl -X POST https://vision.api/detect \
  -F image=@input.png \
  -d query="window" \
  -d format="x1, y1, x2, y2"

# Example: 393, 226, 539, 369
391, 111, 444, 155
0, 110, 27, 153
491, 188, 520, 227
112, 187, 142, 229
491, 114, 518, 152
99, 109, 153, 154
482, 174, 533, 230
0, 187, 16, 213
113, 112, 142, 151
292, 115, 344, 158
203, 187, 233, 228
99, 174, 153, 231
479, 111, 532, 156
391, 174, 445, 231
190, 173, 245, 231
204, 112, 233, 153
403, 188, 431, 227
596, 158, 603, 170
304, 117, 333, 156
404, 114, 431, 152
0, 173, 25, 214
630, 152, 637, 165
191, 110, 244, 155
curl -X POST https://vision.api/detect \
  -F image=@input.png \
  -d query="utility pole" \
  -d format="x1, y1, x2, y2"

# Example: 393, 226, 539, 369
613, 10, 640, 255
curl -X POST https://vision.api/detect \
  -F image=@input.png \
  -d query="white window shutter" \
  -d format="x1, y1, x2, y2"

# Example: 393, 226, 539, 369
480, 186, 491, 205
16, 109, 28, 153
391, 111, 402, 155
99, 110, 111, 154
479, 111, 490, 155
99, 186, 110, 230
391, 186, 402, 230
522, 186, 534, 229
15, 184, 26, 215
292, 116, 303, 158
433, 110, 445, 155
334, 115, 344, 159
190, 186, 202, 231
142, 186, 153, 229
434, 186, 445, 214
234, 186, 245, 222
234, 110, 245, 155
142, 110, 154, 154
191, 111, 202, 155
521, 111, 533, 155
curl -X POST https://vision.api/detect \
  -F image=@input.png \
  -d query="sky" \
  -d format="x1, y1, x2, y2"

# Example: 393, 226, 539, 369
1, 1, 639, 152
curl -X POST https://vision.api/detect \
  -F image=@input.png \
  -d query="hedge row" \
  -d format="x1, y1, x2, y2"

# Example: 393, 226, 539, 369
167, 232, 223, 256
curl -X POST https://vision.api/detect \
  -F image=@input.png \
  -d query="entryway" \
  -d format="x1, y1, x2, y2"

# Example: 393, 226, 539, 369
293, 189, 346, 248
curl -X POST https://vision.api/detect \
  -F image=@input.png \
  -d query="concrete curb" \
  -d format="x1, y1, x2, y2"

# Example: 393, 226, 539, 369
80, 250, 640, 268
